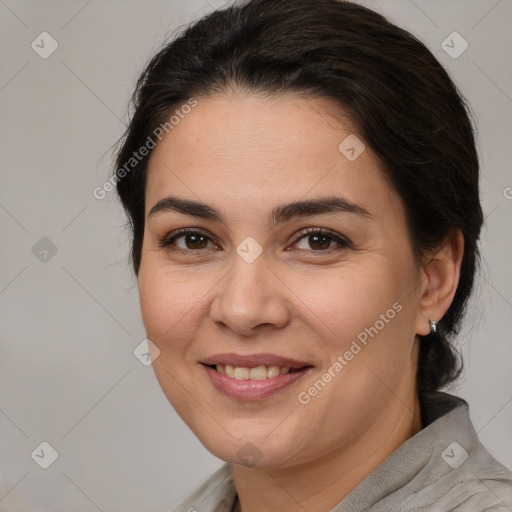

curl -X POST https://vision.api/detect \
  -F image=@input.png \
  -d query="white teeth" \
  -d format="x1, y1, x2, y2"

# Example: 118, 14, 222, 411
249, 366, 267, 380
267, 365, 280, 378
234, 367, 250, 380
215, 364, 292, 380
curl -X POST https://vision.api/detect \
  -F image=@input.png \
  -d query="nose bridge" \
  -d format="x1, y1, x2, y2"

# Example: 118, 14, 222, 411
210, 248, 289, 333
225, 249, 270, 307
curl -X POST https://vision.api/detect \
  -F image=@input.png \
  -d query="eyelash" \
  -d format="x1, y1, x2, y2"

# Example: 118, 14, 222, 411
158, 227, 352, 254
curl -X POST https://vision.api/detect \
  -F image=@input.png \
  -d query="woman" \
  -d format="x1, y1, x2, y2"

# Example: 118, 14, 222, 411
113, 0, 512, 510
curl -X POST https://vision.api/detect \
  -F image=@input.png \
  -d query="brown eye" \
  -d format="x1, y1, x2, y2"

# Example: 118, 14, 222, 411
180, 233, 210, 250
159, 229, 215, 251
293, 229, 351, 252
307, 233, 332, 250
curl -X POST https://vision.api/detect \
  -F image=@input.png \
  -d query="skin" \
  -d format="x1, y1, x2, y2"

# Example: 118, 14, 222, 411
138, 92, 464, 511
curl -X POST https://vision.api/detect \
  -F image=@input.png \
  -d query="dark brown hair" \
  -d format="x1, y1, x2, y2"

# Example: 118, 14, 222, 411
113, 0, 483, 393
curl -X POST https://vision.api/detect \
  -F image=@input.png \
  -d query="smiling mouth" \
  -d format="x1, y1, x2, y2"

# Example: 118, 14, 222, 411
206, 364, 308, 380
201, 357, 314, 400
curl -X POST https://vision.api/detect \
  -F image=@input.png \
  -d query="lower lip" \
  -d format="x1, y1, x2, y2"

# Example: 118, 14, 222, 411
202, 365, 312, 400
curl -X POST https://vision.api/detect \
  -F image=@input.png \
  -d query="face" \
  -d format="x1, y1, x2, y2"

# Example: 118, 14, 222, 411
138, 92, 424, 469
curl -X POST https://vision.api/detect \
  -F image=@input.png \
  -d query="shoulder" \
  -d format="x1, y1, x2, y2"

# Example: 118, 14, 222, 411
406, 464, 512, 511
439, 439, 512, 511
170, 463, 236, 512
405, 393, 512, 511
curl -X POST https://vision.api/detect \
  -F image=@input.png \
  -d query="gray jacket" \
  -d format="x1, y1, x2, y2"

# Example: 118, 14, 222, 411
171, 392, 512, 511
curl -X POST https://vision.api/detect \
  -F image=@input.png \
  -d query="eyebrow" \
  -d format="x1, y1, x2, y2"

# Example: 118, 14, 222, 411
148, 195, 372, 225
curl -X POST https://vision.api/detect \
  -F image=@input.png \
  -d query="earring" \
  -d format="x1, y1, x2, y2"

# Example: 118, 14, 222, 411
429, 319, 437, 334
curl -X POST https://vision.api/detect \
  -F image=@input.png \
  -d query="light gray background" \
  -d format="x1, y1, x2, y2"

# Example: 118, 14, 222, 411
1, 0, 511, 511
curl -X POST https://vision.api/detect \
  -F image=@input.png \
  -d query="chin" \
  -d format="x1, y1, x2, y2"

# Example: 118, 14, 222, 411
194, 426, 304, 469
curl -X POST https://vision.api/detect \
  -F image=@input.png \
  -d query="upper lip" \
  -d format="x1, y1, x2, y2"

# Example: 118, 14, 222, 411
202, 353, 312, 369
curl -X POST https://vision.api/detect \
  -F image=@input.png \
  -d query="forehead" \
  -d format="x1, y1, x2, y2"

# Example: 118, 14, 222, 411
144, 92, 402, 223
150, 92, 357, 162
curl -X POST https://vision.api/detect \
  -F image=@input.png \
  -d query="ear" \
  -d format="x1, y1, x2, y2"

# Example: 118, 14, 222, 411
415, 229, 464, 336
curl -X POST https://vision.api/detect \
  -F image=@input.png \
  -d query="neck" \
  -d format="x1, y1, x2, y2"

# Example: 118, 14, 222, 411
231, 389, 422, 512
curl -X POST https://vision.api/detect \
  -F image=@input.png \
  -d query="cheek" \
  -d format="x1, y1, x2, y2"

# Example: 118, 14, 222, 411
299, 262, 396, 335
138, 265, 200, 350
299, 257, 417, 369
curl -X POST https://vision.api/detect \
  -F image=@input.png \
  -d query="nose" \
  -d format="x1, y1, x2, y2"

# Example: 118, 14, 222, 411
209, 253, 290, 337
